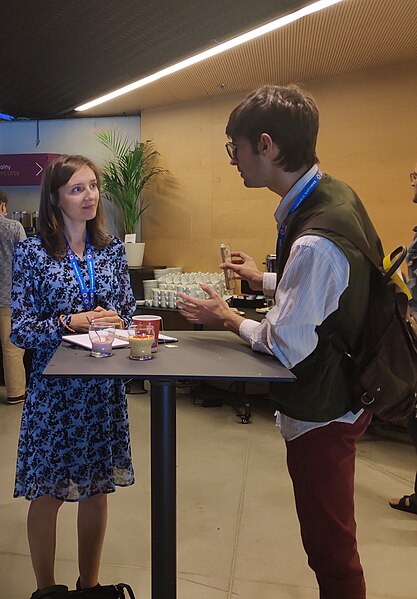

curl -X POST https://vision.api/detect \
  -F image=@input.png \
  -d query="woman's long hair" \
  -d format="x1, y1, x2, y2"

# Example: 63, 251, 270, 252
39, 154, 110, 259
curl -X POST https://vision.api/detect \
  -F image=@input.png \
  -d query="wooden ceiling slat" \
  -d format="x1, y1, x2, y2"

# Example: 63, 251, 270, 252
28, 0, 417, 119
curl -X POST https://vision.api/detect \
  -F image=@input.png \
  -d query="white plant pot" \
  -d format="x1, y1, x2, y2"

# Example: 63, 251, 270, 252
124, 242, 145, 267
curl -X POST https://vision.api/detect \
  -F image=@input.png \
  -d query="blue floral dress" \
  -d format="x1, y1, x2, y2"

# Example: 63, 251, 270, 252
10, 235, 136, 501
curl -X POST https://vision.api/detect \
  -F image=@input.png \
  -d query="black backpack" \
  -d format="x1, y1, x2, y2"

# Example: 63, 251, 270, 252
67, 583, 136, 599
301, 217, 417, 422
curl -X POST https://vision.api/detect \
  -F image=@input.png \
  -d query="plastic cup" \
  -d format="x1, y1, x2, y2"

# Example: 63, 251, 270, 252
88, 322, 115, 358
143, 279, 158, 300
128, 323, 155, 360
132, 315, 162, 351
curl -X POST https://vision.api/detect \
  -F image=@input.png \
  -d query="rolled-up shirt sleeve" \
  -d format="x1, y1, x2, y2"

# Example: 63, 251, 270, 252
239, 235, 350, 369
263, 272, 277, 299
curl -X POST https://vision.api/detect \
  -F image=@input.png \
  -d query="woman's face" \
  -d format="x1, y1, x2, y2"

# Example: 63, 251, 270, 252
57, 165, 99, 225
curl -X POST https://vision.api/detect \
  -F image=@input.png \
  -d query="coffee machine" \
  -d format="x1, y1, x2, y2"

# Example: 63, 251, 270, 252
11, 211, 39, 236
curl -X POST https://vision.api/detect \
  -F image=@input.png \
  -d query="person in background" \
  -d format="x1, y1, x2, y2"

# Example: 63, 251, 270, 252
10, 155, 136, 599
389, 163, 417, 515
0, 189, 26, 404
178, 84, 384, 599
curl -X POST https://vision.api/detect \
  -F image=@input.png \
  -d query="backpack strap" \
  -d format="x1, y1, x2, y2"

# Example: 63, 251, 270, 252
296, 214, 409, 414
116, 583, 136, 599
382, 246, 408, 282
299, 214, 381, 268
300, 214, 407, 280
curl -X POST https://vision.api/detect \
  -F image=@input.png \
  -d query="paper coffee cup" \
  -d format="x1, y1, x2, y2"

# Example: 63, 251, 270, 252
132, 315, 162, 351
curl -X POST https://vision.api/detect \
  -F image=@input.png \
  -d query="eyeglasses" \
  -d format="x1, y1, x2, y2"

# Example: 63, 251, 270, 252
410, 172, 417, 183
225, 141, 237, 160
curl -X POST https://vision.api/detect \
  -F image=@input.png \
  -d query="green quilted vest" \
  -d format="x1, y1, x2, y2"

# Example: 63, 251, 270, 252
269, 173, 383, 422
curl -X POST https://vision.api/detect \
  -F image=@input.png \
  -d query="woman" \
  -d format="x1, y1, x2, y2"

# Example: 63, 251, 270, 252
11, 155, 136, 599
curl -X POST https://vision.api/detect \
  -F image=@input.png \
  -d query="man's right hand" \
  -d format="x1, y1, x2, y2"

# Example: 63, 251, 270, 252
220, 250, 264, 291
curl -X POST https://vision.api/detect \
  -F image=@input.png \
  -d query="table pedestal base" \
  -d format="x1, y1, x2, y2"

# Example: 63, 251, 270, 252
151, 380, 177, 599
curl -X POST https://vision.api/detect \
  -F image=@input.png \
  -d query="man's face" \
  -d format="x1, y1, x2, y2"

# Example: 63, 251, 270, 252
411, 162, 417, 203
227, 137, 269, 189
0, 202, 7, 216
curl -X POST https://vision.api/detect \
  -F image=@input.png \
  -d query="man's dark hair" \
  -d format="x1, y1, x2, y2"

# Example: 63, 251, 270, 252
0, 190, 9, 206
226, 84, 319, 172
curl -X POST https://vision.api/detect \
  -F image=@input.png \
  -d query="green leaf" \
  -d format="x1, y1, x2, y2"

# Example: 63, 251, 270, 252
96, 127, 170, 234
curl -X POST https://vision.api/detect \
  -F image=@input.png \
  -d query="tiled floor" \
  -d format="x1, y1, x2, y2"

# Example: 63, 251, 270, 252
0, 383, 416, 598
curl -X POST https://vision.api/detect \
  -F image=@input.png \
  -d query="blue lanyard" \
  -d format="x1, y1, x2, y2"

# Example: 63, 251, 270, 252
276, 170, 322, 258
66, 236, 96, 310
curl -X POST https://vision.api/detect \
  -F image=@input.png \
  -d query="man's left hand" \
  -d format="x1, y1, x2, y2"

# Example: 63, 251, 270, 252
177, 283, 244, 333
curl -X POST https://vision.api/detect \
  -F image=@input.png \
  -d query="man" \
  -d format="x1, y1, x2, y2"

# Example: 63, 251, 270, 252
0, 190, 26, 403
389, 164, 417, 515
404, 163, 417, 314
178, 84, 383, 599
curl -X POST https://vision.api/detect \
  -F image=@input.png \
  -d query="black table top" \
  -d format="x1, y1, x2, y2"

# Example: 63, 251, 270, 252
43, 330, 295, 383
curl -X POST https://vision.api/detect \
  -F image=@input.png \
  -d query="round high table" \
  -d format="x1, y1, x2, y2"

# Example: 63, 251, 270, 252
43, 330, 295, 599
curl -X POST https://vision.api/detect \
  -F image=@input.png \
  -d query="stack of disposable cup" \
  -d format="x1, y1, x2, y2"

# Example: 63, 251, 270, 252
167, 289, 176, 308
152, 288, 160, 307
166, 267, 183, 275
143, 279, 158, 300
154, 268, 167, 279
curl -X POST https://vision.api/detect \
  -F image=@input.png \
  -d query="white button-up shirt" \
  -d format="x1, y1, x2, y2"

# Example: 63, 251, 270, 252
239, 166, 362, 441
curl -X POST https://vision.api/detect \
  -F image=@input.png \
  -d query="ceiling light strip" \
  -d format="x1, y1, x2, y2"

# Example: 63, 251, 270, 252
75, 0, 344, 112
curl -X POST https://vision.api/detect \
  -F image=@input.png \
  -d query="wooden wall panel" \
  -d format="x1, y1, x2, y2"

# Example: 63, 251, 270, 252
141, 62, 417, 272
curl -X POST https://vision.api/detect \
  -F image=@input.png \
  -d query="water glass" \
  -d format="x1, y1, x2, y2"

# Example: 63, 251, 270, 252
88, 322, 116, 358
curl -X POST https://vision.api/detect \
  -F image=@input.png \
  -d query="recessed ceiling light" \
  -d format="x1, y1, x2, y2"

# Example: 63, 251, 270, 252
75, 0, 344, 112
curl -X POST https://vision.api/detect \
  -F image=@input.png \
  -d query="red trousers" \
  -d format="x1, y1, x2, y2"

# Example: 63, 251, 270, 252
286, 410, 372, 599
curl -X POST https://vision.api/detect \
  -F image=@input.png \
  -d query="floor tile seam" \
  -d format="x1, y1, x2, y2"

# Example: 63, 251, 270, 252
356, 455, 415, 485
6, 552, 151, 572
179, 575, 228, 593
177, 574, 318, 594
0, 549, 32, 558
367, 593, 417, 599
232, 577, 317, 591
94, 561, 150, 571
226, 425, 252, 599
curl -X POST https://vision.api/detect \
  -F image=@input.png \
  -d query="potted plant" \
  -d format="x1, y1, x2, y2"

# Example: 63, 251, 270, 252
96, 127, 169, 266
